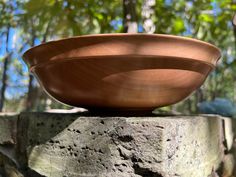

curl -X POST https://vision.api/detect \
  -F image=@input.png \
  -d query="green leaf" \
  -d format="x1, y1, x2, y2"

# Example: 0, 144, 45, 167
199, 14, 214, 23
173, 18, 185, 33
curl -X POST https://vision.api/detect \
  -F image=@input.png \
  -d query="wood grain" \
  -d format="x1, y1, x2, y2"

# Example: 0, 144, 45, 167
23, 34, 221, 111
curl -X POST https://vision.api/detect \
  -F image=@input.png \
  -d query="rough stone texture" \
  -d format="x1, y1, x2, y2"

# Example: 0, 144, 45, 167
0, 112, 233, 177
15, 113, 224, 177
0, 114, 20, 177
0, 113, 18, 145
222, 117, 234, 151
222, 153, 234, 177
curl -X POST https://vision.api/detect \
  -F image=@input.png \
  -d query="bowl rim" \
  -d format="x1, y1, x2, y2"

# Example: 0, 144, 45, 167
23, 33, 221, 59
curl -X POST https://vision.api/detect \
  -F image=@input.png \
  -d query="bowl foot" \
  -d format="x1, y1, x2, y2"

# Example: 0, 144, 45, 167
86, 107, 157, 117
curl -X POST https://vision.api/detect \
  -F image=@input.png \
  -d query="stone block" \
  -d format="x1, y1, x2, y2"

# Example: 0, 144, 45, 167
0, 113, 18, 145
17, 113, 224, 177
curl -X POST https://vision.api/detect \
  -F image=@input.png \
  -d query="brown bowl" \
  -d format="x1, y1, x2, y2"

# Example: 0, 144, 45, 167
23, 33, 221, 111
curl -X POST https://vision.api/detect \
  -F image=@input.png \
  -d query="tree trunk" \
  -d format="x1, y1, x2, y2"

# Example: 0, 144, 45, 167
25, 34, 36, 111
123, 0, 138, 33
25, 75, 35, 111
0, 27, 11, 112
142, 0, 156, 33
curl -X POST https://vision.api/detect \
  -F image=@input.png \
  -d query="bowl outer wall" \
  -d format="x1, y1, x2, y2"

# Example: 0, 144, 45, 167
31, 55, 214, 110
22, 33, 221, 110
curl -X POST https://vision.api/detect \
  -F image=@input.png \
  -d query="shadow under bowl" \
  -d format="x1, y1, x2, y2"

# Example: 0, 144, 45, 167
23, 33, 221, 111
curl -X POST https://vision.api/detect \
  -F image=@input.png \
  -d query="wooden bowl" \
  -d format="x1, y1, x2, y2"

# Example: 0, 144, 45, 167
23, 34, 221, 111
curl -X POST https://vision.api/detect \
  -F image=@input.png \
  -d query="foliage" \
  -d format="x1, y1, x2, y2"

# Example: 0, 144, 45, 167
153, 0, 236, 113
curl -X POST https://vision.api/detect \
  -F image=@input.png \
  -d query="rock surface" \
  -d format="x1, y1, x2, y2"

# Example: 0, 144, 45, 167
0, 113, 18, 145
0, 113, 230, 177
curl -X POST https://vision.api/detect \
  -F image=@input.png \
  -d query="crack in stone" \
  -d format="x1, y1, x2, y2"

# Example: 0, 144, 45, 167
117, 135, 134, 142
132, 163, 163, 177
